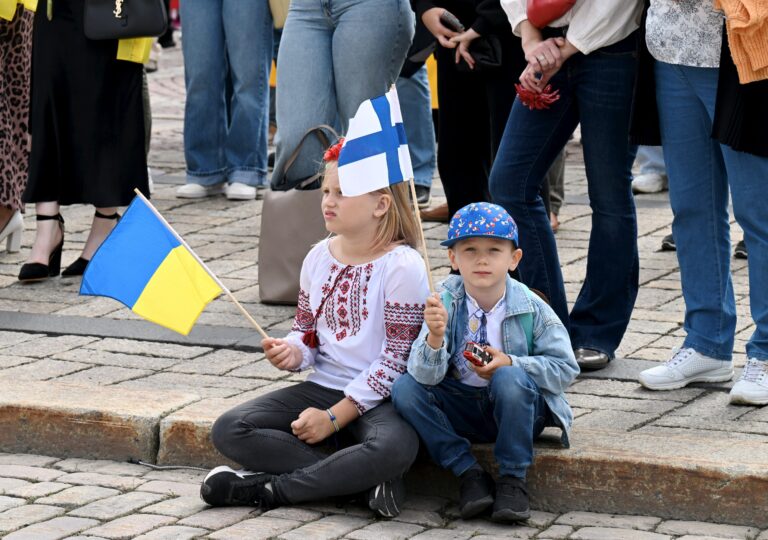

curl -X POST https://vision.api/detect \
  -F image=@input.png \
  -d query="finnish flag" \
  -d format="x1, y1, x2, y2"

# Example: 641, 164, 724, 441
337, 88, 414, 197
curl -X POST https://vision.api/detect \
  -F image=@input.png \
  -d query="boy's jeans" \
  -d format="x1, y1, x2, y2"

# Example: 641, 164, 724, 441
656, 61, 768, 361
180, 0, 272, 187
397, 65, 436, 189
392, 367, 550, 479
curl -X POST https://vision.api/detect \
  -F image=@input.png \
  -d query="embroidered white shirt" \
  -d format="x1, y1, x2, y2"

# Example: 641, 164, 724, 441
501, 0, 643, 55
646, 0, 723, 68
451, 292, 505, 388
284, 239, 428, 414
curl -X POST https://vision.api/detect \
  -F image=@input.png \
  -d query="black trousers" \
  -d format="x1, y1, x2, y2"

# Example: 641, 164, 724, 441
211, 381, 419, 504
435, 33, 526, 218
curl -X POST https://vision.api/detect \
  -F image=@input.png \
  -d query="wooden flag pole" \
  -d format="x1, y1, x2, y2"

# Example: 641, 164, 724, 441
133, 190, 270, 340
408, 179, 435, 293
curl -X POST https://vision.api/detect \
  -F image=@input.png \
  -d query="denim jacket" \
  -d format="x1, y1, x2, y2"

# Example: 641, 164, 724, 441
407, 274, 580, 446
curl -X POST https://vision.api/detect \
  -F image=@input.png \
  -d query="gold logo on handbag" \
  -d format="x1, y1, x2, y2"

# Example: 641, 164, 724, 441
113, 0, 124, 18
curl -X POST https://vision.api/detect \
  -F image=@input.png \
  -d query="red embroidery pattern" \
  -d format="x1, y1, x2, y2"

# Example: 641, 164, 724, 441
365, 301, 425, 399
292, 289, 315, 333
322, 263, 373, 342
347, 395, 366, 415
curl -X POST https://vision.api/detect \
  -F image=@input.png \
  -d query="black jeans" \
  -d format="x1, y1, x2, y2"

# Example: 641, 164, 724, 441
211, 381, 419, 504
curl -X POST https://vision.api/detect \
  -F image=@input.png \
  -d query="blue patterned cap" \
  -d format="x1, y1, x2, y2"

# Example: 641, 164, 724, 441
441, 203, 519, 247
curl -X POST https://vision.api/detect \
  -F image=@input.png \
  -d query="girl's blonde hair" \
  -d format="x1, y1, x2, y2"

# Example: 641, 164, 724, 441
322, 141, 422, 253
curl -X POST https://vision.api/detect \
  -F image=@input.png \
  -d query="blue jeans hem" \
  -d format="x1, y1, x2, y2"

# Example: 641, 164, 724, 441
446, 453, 479, 478
229, 168, 268, 187
186, 170, 227, 186
683, 339, 733, 361
497, 467, 527, 479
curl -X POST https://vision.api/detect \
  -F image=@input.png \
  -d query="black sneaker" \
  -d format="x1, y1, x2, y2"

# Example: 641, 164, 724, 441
660, 233, 676, 251
368, 475, 405, 518
459, 468, 495, 519
200, 466, 275, 508
734, 240, 748, 259
415, 185, 431, 208
491, 476, 530, 522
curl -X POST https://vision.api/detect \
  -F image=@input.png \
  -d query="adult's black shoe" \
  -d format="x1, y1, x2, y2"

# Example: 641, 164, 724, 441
734, 239, 748, 259
574, 347, 610, 371
660, 233, 676, 251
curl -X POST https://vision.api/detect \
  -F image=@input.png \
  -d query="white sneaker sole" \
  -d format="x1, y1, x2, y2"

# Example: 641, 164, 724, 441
729, 391, 768, 405
639, 369, 734, 391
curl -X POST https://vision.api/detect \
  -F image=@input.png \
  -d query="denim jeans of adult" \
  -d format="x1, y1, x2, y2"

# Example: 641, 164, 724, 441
181, 0, 272, 187
635, 145, 666, 176
655, 61, 768, 361
272, 0, 414, 188
489, 33, 639, 358
397, 65, 436, 189
211, 381, 419, 504
392, 368, 550, 479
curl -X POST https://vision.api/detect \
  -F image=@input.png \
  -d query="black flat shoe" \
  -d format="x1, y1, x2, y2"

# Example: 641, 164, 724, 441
61, 210, 120, 277
18, 214, 65, 283
574, 347, 610, 371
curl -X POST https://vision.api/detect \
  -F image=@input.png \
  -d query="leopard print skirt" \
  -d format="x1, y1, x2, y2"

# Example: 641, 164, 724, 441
0, 6, 33, 212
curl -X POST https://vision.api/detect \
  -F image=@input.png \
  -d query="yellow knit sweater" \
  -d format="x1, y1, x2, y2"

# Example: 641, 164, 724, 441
715, 0, 768, 83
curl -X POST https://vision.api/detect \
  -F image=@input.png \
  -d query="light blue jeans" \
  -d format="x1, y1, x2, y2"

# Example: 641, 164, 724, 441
272, 0, 414, 188
656, 61, 768, 361
180, 0, 272, 187
397, 65, 436, 189
635, 145, 666, 176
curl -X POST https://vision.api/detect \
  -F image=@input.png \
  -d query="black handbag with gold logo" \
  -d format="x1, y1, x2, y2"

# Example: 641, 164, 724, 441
83, 0, 168, 40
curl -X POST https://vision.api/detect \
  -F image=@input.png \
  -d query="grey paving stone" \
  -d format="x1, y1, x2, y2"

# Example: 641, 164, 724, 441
676, 537, 756, 540
278, 515, 370, 540
0, 505, 66, 533
393, 509, 444, 528
574, 409, 657, 431
0, 454, 59, 467
566, 394, 681, 415
345, 520, 425, 540
756, 532, 768, 540
208, 516, 302, 539
57, 366, 153, 385
555, 512, 662, 530
141, 469, 208, 484
52, 349, 181, 371
0, 354, 36, 368
80, 514, 176, 539
537, 524, 574, 539
0, 496, 25, 512
260, 507, 324, 522
0, 336, 98, 358
132, 525, 209, 540
166, 348, 259, 375
401, 495, 448, 513
0, 360, 90, 381
0, 478, 30, 494
5, 482, 70, 498
3, 516, 99, 540
568, 379, 704, 402
226, 359, 291, 380
36, 486, 121, 507
0, 331, 42, 347
54, 473, 146, 491
570, 528, 671, 540
0, 466, 65, 482
53, 459, 148, 477
527, 510, 559, 528
69, 492, 167, 520
409, 529, 473, 540
141, 497, 208, 518
655, 520, 760, 539
83, 338, 211, 359
449, 519, 539, 538
178, 506, 259, 529
136, 480, 200, 498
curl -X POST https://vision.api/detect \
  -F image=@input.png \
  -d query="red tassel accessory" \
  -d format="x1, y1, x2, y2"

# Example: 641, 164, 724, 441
323, 139, 345, 162
515, 84, 560, 110
302, 330, 319, 348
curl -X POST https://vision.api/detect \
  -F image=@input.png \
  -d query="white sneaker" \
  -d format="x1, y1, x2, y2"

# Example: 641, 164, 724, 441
729, 358, 768, 405
225, 182, 256, 201
176, 183, 224, 199
632, 173, 668, 194
639, 347, 733, 390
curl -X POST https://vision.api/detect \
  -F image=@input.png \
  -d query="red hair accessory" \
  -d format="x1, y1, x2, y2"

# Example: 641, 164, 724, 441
515, 84, 560, 110
323, 138, 345, 162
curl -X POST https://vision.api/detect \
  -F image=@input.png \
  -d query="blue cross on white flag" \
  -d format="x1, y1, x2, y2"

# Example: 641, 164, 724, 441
337, 88, 414, 197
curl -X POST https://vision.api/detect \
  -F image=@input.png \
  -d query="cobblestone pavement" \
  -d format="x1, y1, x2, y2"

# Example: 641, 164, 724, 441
1, 39, 765, 538
1, 452, 766, 540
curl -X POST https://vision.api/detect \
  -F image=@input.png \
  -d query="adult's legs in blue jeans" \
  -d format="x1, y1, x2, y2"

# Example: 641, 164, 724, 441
490, 37, 638, 356
397, 65, 435, 189
180, 0, 227, 186
273, 0, 413, 188
222, 0, 273, 187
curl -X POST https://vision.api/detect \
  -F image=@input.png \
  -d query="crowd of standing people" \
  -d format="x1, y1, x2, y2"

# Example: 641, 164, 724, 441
1, 0, 766, 525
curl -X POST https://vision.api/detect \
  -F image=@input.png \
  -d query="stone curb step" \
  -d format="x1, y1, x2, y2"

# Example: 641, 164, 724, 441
2, 378, 765, 528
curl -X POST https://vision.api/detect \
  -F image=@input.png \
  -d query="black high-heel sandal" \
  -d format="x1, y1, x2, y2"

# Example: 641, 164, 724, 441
61, 210, 121, 277
18, 214, 65, 283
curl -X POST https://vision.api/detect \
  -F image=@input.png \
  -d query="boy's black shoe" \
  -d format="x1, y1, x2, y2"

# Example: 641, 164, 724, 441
200, 466, 276, 508
660, 233, 676, 251
491, 476, 530, 522
368, 475, 405, 518
459, 468, 495, 519
734, 239, 748, 259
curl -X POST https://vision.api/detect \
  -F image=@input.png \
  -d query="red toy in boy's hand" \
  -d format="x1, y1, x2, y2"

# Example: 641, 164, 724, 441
515, 83, 561, 110
464, 342, 493, 367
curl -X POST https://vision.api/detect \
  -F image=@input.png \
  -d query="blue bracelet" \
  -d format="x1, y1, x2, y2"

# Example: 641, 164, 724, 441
326, 408, 340, 433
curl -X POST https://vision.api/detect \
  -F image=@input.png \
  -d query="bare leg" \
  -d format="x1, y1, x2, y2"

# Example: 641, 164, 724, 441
81, 207, 119, 260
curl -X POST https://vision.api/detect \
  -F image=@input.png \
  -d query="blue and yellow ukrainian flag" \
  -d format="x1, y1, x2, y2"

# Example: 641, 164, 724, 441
80, 196, 222, 335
